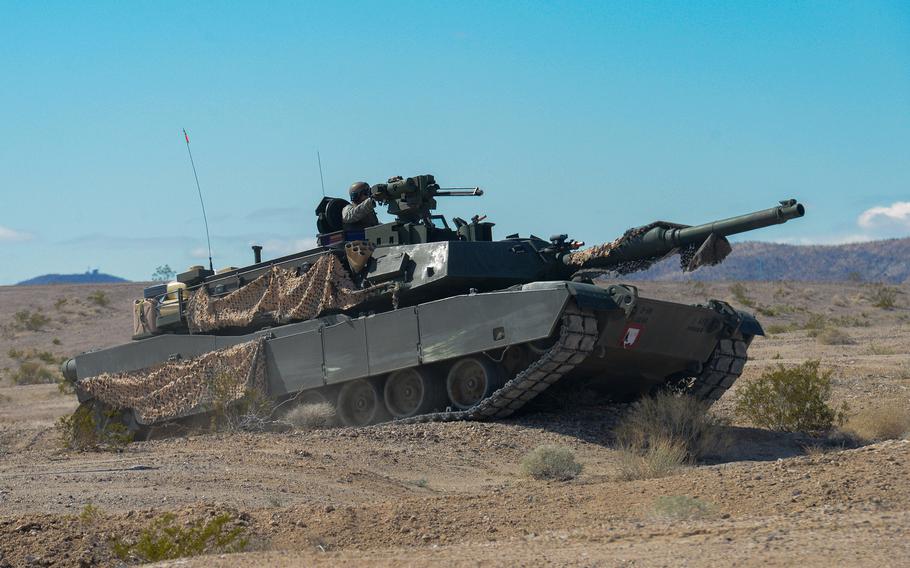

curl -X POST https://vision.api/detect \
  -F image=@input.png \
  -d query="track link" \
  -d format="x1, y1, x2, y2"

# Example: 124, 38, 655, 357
688, 337, 750, 403
402, 301, 599, 423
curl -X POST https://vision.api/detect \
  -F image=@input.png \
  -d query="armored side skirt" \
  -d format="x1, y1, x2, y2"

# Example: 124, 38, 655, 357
66, 282, 752, 425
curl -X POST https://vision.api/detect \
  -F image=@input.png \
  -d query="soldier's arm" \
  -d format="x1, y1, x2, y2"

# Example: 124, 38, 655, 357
342, 199, 376, 223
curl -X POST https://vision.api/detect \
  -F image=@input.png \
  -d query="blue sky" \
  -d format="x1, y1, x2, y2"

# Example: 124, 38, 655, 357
0, 1, 908, 284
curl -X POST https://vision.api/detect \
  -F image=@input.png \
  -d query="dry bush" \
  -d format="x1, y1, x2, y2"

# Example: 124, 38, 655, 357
844, 404, 910, 441
616, 437, 688, 481
652, 495, 713, 520
57, 403, 133, 451
729, 283, 755, 308
734, 360, 848, 433
11, 309, 50, 331
614, 392, 725, 460
868, 284, 899, 309
286, 402, 337, 430
815, 327, 853, 345
9, 361, 57, 384
87, 290, 110, 307
111, 512, 247, 563
520, 445, 582, 481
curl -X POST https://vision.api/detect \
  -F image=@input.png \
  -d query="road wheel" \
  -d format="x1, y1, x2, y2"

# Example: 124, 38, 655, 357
337, 379, 386, 427
446, 357, 504, 410
383, 367, 446, 418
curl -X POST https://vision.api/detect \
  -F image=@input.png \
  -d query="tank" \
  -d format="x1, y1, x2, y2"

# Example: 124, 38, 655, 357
62, 174, 805, 435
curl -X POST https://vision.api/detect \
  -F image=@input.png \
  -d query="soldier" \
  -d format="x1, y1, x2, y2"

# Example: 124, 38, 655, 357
342, 181, 381, 230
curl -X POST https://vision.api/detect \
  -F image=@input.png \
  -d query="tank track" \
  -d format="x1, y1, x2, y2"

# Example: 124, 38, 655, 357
688, 337, 750, 403
401, 301, 599, 423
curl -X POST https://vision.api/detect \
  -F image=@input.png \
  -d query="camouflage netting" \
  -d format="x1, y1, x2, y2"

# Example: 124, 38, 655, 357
186, 254, 387, 333
564, 222, 731, 276
78, 339, 266, 425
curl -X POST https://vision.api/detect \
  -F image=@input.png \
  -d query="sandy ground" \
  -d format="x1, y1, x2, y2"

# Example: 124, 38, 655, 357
0, 280, 908, 567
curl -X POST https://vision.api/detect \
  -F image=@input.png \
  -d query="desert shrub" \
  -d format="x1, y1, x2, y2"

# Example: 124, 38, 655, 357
53, 298, 68, 311
869, 284, 899, 309
286, 402, 336, 430
0, 393, 11, 404
52, 338, 61, 345
614, 392, 725, 461
79, 503, 101, 525
10, 361, 57, 384
57, 403, 133, 451
87, 290, 110, 307
111, 512, 248, 563
865, 343, 895, 356
844, 404, 910, 441
520, 445, 582, 481
815, 327, 853, 345
152, 264, 176, 282
729, 283, 755, 308
652, 495, 713, 520
12, 309, 50, 331
734, 361, 848, 433
616, 437, 688, 481
803, 313, 827, 337
765, 324, 791, 335
206, 369, 273, 432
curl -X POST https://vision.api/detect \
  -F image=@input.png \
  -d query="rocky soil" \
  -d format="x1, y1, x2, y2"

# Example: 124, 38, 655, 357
0, 280, 908, 567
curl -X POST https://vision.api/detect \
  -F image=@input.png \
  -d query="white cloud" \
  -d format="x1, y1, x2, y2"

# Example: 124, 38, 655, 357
0, 225, 33, 242
858, 201, 910, 230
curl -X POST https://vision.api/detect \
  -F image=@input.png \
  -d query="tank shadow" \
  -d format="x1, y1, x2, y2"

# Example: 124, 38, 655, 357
506, 405, 865, 466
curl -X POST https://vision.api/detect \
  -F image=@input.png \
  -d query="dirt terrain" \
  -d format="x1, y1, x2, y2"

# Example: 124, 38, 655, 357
0, 280, 908, 567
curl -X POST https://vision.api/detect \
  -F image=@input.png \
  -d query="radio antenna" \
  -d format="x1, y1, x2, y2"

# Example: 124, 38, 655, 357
317, 150, 326, 197
182, 128, 214, 271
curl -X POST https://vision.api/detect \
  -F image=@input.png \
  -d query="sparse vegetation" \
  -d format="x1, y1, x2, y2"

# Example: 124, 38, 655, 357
9, 361, 57, 384
79, 503, 101, 525
53, 297, 68, 311
5, 348, 67, 387
865, 343, 896, 356
87, 290, 110, 307
616, 437, 688, 481
614, 392, 725, 461
56, 403, 133, 451
734, 360, 848, 433
869, 284, 899, 309
11, 309, 50, 331
520, 445, 582, 481
844, 404, 910, 441
285, 402, 336, 430
729, 282, 755, 308
652, 495, 713, 520
815, 327, 853, 345
613, 393, 725, 480
207, 370, 273, 432
110, 512, 248, 563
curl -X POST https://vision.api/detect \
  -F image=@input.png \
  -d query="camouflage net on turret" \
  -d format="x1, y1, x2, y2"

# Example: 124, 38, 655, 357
78, 339, 266, 425
564, 222, 730, 276
185, 254, 387, 333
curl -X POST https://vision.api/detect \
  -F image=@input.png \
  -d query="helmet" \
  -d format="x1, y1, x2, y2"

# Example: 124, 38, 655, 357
348, 181, 370, 200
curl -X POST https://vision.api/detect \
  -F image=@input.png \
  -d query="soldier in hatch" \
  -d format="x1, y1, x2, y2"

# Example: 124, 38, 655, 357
342, 181, 381, 230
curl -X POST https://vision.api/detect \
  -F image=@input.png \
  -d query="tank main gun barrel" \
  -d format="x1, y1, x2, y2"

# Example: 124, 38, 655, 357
569, 199, 805, 268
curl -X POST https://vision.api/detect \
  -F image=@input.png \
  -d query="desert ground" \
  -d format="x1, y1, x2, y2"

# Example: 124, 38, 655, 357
0, 280, 908, 567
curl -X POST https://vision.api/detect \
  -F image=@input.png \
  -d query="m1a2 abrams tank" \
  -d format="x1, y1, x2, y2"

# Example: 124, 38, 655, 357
63, 174, 805, 434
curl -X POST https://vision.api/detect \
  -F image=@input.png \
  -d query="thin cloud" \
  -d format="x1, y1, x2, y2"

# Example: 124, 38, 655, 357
0, 225, 33, 242
858, 201, 910, 229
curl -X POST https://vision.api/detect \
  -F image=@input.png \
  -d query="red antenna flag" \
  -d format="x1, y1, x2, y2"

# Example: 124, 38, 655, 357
183, 129, 190, 144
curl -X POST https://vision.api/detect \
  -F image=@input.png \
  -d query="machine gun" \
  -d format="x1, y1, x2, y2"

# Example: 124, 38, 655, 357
371, 174, 483, 223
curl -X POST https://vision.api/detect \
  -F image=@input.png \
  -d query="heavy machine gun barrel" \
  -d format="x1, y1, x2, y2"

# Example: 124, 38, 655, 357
373, 175, 483, 222
570, 199, 805, 267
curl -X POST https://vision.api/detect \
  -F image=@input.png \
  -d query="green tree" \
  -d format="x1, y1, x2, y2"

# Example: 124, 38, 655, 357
151, 264, 176, 282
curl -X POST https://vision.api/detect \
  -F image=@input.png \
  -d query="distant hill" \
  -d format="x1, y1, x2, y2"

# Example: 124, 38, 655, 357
625, 237, 910, 283
17, 269, 129, 286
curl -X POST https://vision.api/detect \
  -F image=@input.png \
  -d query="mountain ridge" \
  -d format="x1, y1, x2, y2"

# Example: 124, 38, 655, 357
625, 236, 910, 283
